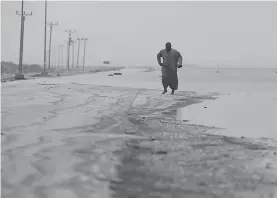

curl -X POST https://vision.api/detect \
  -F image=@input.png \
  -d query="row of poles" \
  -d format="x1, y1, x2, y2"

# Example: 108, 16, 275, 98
16, 0, 88, 77
46, 37, 87, 69
46, 22, 88, 70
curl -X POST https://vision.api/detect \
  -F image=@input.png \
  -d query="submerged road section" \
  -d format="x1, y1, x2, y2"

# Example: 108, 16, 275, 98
1, 69, 277, 198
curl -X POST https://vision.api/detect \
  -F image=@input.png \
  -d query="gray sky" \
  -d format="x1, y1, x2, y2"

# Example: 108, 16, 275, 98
1, 1, 277, 67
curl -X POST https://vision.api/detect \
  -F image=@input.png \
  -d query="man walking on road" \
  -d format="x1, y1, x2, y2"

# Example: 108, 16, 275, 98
157, 42, 183, 95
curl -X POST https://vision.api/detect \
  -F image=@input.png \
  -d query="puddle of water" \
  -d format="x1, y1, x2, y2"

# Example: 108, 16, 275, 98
175, 94, 277, 140
176, 108, 189, 122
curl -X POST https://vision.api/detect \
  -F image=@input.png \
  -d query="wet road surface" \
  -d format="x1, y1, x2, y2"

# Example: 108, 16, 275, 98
1, 79, 277, 198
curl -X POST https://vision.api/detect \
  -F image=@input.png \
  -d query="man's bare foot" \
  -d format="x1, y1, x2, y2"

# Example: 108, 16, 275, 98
162, 90, 167, 94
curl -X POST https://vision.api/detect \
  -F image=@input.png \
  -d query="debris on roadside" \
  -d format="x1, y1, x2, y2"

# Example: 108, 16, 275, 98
114, 72, 122, 75
108, 72, 123, 76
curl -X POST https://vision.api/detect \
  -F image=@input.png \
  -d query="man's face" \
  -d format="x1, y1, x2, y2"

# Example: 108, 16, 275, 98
165, 43, 172, 51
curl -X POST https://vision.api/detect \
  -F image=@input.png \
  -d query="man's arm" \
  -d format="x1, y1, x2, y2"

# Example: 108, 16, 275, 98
157, 51, 163, 66
177, 51, 183, 68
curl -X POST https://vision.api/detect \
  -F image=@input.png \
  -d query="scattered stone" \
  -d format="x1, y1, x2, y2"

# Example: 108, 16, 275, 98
108, 74, 114, 76
1, 132, 4, 135
204, 106, 207, 108
241, 136, 244, 139
274, 152, 276, 155
114, 72, 122, 75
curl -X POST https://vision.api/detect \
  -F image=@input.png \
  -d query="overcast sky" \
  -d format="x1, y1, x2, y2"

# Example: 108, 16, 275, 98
1, 1, 277, 67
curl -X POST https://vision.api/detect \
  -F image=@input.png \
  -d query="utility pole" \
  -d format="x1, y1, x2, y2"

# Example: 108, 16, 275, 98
15, 0, 32, 80
46, 50, 49, 66
60, 44, 64, 68
65, 29, 76, 70
47, 22, 58, 70
51, 49, 55, 68
72, 40, 75, 68
57, 45, 60, 68
43, 0, 47, 74
76, 38, 81, 68
82, 38, 88, 70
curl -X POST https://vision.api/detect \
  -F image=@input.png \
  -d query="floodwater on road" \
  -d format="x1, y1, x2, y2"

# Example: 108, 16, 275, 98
1, 67, 277, 198
176, 92, 277, 140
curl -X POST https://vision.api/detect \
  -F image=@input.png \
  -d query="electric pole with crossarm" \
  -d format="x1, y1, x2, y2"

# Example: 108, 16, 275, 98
47, 22, 58, 70
82, 38, 88, 70
72, 39, 75, 68
65, 29, 76, 70
76, 38, 81, 68
42, 0, 48, 75
15, 0, 32, 80
77, 37, 88, 70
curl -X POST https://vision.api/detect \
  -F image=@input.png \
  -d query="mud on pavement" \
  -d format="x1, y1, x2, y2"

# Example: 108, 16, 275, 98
1, 83, 277, 198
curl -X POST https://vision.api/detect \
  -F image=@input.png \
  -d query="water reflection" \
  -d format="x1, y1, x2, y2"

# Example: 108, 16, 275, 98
176, 108, 189, 122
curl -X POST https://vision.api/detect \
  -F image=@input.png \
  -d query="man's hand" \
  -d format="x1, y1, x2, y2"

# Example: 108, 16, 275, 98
157, 51, 163, 67
177, 65, 182, 68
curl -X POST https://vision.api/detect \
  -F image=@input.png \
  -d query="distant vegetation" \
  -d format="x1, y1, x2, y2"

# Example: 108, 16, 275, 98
1, 61, 43, 74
